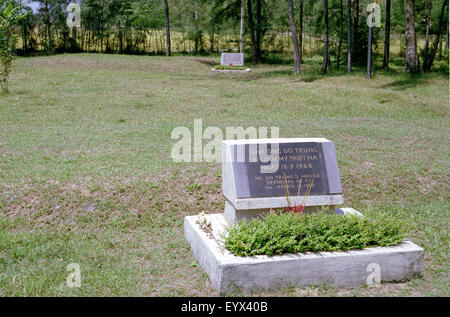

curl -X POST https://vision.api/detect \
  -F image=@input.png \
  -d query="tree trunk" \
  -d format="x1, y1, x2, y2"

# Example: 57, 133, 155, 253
72, 27, 77, 52
424, 0, 432, 54
240, 0, 245, 53
337, 0, 343, 68
194, 3, 199, 54
255, 0, 262, 61
366, 6, 373, 79
322, 0, 329, 74
399, 0, 405, 57
298, 0, 303, 64
100, 24, 104, 53
288, 0, 300, 74
382, 0, 391, 69
405, 0, 420, 72
347, 0, 352, 72
423, 0, 448, 71
247, 0, 257, 63
22, 24, 27, 53
446, 18, 449, 50
352, 0, 359, 59
164, 0, 171, 56
18, 0, 25, 53
45, 2, 53, 53
119, 31, 123, 54
210, 26, 215, 53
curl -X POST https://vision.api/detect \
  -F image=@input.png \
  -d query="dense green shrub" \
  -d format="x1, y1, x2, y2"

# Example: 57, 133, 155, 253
225, 211, 408, 257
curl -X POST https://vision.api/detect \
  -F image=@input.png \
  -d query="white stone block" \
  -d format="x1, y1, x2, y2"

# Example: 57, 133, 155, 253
211, 68, 251, 73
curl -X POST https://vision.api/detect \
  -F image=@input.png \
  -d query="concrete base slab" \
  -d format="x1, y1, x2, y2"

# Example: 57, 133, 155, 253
211, 68, 251, 73
184, 212, 424, 294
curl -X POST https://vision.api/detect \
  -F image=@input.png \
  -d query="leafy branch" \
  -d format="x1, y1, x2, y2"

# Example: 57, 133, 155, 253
0, 0, 28, 94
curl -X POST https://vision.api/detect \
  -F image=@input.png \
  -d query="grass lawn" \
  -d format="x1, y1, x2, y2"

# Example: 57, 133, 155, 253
0, 53, 448, 296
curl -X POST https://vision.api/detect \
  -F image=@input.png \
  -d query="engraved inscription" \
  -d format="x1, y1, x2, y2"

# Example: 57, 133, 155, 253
244, 143, 330, 197
221, 53, 244, 66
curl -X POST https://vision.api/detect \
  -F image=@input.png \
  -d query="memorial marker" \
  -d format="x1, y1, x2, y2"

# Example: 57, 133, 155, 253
184, 137, 424, 292
221, 53, 244, 66
222, 138, 343, 223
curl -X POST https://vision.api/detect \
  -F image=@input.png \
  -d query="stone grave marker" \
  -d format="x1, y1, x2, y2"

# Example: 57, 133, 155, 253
222, 138, 343, 223
184, 137, 424, 292
221, 53, 244, 66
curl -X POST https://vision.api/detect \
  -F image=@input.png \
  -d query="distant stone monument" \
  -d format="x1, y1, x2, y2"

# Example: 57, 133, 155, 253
221, 53, 244, 66
212, 53, 250, 73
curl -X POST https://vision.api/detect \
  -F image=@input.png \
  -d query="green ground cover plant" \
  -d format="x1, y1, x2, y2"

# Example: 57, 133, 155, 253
225, 211, 408, 257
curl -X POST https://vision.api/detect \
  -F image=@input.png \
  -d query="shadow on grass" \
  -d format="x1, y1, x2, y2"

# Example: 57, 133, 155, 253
377, 68, 448, 90
207, 53, 449, 86
233, 63, 365, 83
379, 74, 424, 90
194, 58, 219, 67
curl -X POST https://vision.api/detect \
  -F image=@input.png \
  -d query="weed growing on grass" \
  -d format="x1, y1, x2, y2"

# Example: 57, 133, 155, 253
186, 183, 201, 193
225, 211, 408, 257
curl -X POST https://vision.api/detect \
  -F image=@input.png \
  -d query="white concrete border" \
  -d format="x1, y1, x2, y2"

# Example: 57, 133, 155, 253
184, 211, 424, 293
211, 68, 251, 73
231, 195, 344, 210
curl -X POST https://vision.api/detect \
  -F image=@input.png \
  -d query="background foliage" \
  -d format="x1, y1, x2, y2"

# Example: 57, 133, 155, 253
11, 0, 448, 67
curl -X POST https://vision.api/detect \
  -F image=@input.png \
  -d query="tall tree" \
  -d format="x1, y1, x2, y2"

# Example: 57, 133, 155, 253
424, 0, 431, 55
164, 0, 171, 56
422, 0, 448, 71
405, 0, 420, 72
351, 0, 359, 59
298, 0, 303, 64
240, 0, 244, 53
288, 0, 300, 74
336, 0, 343, 68
347, 0, 352, 72
446, 18, 449, 50
366, 0, 374, 79
193, 1, 200, 53
398, 0, 405, 56
247, 0, 257, 62
255, 0, 262, 61
322, 0, 329, 74
42, 0, 53, 53
382, 0, 391, 69
17, 0, 29, 52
